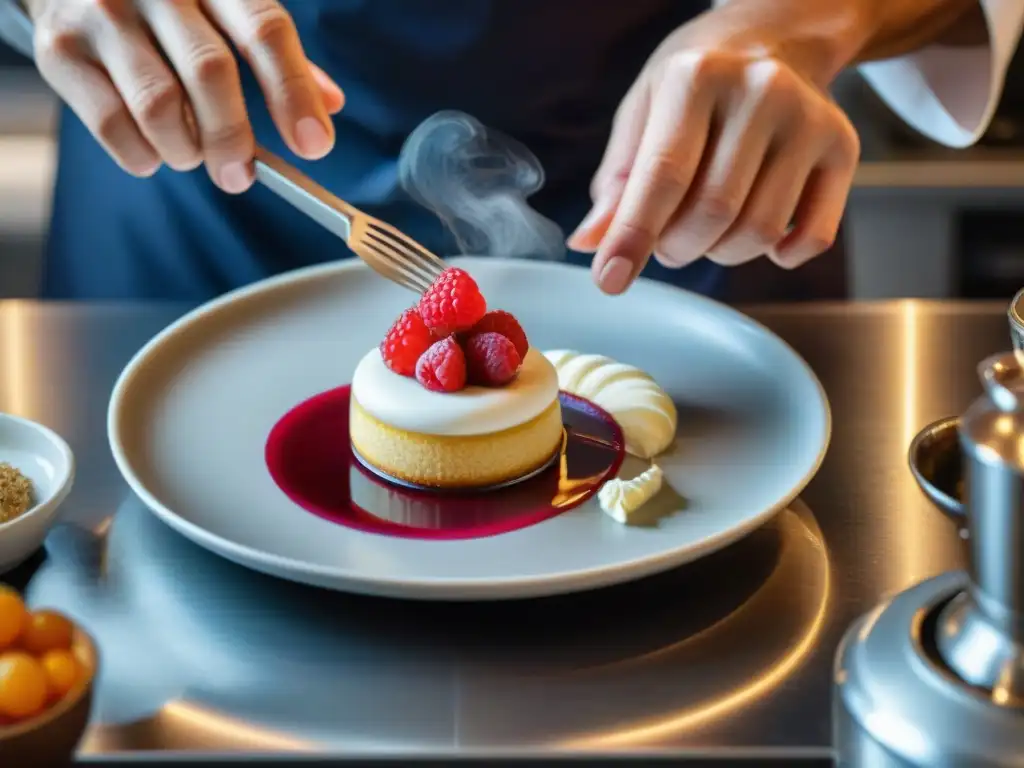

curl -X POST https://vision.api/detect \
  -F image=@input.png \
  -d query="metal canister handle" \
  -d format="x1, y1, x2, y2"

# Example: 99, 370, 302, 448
978, 351, 1024, 414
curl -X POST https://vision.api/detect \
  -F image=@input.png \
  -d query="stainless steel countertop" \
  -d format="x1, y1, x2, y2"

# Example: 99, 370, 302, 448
0, 299, 1009, 764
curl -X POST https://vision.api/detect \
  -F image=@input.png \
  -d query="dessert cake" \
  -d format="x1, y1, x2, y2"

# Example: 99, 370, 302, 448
350, 267, 563, 489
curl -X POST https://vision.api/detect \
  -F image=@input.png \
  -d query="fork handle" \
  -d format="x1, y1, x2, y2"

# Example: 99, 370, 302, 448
253, 146, 356, 243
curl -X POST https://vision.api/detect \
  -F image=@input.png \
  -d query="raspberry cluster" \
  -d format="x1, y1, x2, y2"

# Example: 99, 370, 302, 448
379, 267, 529, 393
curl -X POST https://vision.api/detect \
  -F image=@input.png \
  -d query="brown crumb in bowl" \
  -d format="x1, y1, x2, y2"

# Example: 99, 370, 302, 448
0, 462, 33, 523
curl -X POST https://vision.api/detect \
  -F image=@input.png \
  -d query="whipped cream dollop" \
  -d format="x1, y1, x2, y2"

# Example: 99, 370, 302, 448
542, 350, 677, 458
597, 464, 664, 524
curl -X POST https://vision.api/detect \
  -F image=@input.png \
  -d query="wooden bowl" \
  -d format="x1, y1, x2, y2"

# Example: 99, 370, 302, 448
0, 627, 98, 766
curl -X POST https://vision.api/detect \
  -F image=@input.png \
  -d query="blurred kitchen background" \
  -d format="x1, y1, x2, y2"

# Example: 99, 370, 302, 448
1, 41, 1023, 301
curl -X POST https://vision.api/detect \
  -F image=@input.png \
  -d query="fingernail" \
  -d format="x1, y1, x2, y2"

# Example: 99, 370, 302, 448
136, 157, 162, 177
219, 162, 252, 194
598, 256, 634, 294
295, 117, 333, 159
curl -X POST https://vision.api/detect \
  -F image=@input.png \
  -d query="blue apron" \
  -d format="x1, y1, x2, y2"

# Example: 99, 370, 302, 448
42, 0, 718, 301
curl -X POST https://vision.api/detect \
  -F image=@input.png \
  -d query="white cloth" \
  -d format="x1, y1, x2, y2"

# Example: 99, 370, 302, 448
860, 0, 1024, 147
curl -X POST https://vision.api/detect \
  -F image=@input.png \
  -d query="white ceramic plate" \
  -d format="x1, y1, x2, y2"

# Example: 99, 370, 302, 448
108, 257, 830, 600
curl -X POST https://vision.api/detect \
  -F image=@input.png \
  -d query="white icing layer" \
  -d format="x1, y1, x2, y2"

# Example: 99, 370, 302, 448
598, 464, 664, 524
542, 350, 677, 458
352, 347, 559, 436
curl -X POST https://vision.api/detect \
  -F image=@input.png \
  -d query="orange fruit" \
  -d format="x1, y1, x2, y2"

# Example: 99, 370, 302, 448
41, 650, 81, 700
0, 652, 48, 720
19, 610, 74, 655
0, 588, 27, 650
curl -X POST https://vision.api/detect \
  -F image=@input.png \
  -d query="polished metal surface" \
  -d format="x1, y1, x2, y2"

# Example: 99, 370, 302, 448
836, 343, 1024, 767
834, 573, 1024, 767
933, 348, 1024, 704
930, 350, 1024, 704
253, 146, 355, 243
32, 497, 829, 758
1010, 287, 1024, 351
908, 416, 964, 525
937, 591, 1024, 704
0, 299, 1005, 762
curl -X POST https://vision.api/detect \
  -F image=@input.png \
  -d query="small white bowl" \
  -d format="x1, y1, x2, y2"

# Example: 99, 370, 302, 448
0, 413, 75, 573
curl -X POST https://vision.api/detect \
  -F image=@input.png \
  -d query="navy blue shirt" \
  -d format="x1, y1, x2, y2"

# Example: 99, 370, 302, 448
43, 0, 719, 301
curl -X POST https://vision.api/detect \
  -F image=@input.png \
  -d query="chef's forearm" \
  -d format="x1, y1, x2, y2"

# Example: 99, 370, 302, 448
849, 0, 987, 59
708, 0, 986, 85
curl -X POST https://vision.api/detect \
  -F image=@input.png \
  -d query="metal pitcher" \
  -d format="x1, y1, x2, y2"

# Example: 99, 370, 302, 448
834, 351, 1024, 767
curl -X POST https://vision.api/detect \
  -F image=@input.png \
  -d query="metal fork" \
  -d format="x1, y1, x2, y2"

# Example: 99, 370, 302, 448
253, 147, 447, 294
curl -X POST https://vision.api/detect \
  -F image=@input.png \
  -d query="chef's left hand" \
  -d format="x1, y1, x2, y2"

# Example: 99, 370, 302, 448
569, 14, 861, 294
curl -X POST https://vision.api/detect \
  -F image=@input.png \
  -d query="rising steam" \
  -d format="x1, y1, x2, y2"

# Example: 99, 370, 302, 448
398, 111, 565, 261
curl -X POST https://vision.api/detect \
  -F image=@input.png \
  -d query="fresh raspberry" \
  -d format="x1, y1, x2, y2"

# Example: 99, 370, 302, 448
417, 267, 487, 336
464, 332, 522, 387
415, 337, 467, 392
468, 310, 529, 360
380, 308, 435, 377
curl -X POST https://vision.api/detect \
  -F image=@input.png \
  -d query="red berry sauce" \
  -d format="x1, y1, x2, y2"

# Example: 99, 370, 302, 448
265, 388, 625, 541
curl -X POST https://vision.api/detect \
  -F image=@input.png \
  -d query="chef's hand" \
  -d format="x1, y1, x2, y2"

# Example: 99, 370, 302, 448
569, 13, 860, 294
26, 0, 345, 193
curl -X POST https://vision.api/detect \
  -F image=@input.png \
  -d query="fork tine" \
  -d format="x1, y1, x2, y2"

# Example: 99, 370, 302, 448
378, 251, 434, 293
251, 147, 446, 292
364, 230, 440, 288
358, 253, 431, 294
380, 224, 447, 273
370, 223, 447, 278
358, 241, 434, 293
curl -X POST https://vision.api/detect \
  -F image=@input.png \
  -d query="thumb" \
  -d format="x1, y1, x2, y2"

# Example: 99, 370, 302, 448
567, 81, 650, 252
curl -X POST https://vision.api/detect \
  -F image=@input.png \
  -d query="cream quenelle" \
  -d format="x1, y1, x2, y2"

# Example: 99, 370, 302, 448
597, 464, 665, 523
541, 350, 677, 458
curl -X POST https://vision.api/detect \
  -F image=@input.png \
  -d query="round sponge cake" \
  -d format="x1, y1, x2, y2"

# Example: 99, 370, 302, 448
350, 347, 563, 489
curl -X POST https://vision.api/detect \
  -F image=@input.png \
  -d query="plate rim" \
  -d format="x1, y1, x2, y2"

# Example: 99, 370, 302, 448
107, 257, 832, 598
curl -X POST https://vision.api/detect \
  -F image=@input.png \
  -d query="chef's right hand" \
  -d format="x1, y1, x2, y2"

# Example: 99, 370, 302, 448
26, 0, 345, 193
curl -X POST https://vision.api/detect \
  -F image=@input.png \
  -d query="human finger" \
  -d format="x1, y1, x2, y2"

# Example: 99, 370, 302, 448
309, 61, 344, 114
204, 0, 335, 160
703, 134, 821, 266
139, 0, 255, 192
770, 169, 851, 269
567, 82, 649, 253
771, 112, 859, 267
655, 59, 809, 269
91, 3, 203, 172
34, 20, 161, 175
652, 99, 778, 268
591, 53, 715, 294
